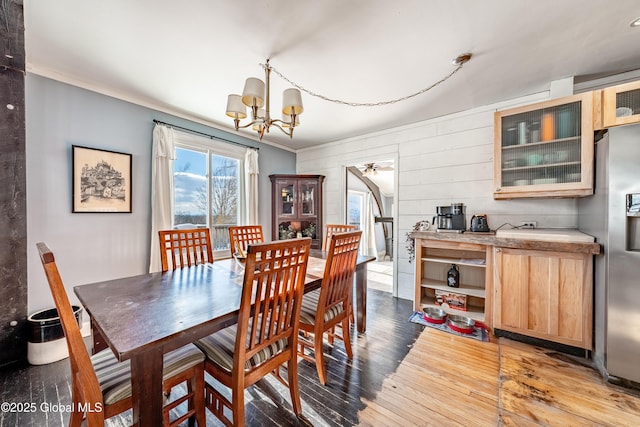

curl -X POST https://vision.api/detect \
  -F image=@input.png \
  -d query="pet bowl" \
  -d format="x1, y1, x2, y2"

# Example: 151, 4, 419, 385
423, 307, 447, 324
447, 314, 475, 334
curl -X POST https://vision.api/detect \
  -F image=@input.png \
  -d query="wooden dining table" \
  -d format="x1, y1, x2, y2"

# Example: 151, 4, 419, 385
74, 249, 374, 427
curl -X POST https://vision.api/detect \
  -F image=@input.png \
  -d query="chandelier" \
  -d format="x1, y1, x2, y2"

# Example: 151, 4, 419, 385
226, 59, 303, 140
225, 53, 471, 142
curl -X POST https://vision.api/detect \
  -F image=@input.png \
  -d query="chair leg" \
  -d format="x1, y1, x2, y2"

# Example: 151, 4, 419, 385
342, 317, 353, 359
69, 383, 84, 427
191, 366, 206, 427
231, 381, 245, 427
314, 331, 327, 385
287, 355, 302, 415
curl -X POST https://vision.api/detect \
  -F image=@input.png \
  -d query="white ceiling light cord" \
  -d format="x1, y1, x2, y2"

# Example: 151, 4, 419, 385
263, 53, 471, 108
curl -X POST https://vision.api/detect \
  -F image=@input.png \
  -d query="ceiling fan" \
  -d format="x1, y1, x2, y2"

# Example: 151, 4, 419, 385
360, 162, 394, 176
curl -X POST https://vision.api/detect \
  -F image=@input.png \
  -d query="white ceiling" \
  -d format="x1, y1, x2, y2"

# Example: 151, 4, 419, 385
24, 0, 640, 151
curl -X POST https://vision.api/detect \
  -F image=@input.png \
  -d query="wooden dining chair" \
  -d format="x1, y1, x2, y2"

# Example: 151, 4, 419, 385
159, 228, 213, 271
322, 224, 358, 251
228, 225, 264, 258
195, 238, 311, 427
36, 242, 207, 427
298, 230, 362, 385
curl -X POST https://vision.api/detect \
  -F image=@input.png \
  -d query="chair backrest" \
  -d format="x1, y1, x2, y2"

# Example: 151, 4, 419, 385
36, 243, 104, 414
322, 224, 358, 251
159, 228, 213, 271
318, 231, 362, 323
228, 225, 264, 258
235, 238, 310, 369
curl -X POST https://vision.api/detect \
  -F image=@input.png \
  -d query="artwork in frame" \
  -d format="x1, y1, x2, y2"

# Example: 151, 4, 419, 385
72, 145, 132, 213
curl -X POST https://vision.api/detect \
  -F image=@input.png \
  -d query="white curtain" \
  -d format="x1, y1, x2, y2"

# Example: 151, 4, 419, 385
149, 124, 176, 272
361, 193, 377, 258
245, 148, 259, 224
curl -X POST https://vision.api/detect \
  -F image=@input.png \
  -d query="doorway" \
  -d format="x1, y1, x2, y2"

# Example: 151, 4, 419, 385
345, 160, 396, 295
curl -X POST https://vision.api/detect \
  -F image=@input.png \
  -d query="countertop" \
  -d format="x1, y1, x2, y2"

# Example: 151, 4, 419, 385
410, 230, 601, 254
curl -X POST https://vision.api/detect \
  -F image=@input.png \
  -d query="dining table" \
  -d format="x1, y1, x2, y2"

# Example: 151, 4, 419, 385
74, 249, 374, 427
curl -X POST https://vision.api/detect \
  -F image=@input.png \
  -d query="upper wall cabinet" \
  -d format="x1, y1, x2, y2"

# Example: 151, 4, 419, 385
493, 93, 594, 199
602, 80, 640, 128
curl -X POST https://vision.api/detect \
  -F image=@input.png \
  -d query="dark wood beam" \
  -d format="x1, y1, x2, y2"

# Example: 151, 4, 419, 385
0, 0, 27, 367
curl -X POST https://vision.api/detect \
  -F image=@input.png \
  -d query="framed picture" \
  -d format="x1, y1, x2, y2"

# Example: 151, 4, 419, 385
72, 145, 132, 213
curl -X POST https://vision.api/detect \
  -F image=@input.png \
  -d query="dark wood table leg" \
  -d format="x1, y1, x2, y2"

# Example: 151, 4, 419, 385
355, 264, 367, 333
90, 319, 107, 354
130, 349, 164, 427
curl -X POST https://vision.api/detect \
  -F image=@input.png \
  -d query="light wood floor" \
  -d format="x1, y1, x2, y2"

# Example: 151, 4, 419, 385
358, 327, 640, 426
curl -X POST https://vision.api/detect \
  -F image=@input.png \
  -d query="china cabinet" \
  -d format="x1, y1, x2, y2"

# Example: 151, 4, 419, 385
493, 247, 592, 350
270, 174, 324, 249
494, 92, 594, 199
602, 80, 640, 128
414, 238, 492, 327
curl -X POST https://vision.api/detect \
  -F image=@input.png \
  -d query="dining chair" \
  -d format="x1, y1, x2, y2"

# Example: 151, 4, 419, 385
322, 224, 358, 251
159, 228, 213, 271
228, 225, 264, 258
195, 238, 311, 427
298, 230, 362, 385
36, 242, 207, 427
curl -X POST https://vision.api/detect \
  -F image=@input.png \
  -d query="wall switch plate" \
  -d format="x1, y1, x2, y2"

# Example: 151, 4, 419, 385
520, 221, 537, 229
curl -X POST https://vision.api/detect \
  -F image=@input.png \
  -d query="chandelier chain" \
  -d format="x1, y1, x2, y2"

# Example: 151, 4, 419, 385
261, 62, 465, 107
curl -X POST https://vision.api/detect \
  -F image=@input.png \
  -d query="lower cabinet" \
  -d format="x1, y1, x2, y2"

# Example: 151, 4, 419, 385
493, 247, 592, 349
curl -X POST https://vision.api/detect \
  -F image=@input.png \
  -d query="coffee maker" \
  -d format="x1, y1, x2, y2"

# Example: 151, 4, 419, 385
433, 203, 466, 232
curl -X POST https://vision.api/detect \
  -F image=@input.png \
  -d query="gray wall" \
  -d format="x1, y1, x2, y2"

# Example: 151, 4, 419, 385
25, 74, 295, 312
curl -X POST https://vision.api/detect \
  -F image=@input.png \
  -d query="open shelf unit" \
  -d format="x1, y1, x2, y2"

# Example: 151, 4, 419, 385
414, 238, 492, 327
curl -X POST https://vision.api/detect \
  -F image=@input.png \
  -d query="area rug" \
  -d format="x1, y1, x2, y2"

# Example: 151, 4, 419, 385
409, 311, 490, 342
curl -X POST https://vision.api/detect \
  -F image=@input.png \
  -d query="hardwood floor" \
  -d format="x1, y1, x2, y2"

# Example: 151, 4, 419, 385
2, 288, 640, 426
0, 289, 423, 426
358, 326, 640, 426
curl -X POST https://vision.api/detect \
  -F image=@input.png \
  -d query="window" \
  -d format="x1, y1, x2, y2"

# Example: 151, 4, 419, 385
172, 131, 245, 258
347, 190, 365, 229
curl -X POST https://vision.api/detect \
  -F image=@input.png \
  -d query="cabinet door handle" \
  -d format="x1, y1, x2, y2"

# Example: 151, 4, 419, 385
495, 248, 502, 252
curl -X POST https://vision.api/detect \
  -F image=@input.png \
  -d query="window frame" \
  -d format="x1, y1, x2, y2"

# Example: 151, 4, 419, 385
172, 130, 246, 259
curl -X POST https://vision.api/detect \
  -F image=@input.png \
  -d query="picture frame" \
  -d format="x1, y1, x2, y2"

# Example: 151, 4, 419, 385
72, 145, 132, 213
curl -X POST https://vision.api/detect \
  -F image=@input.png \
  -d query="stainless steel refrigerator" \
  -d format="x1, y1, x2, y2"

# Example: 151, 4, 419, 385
579, 124, 640, 386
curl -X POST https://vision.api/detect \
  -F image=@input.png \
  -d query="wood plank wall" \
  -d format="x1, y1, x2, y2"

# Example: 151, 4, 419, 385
296, 91, 582, 301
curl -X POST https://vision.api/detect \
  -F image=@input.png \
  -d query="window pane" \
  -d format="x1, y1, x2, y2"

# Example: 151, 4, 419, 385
348, 192, 363, 228
173, 147, 208, 228
210, 154, 240, 249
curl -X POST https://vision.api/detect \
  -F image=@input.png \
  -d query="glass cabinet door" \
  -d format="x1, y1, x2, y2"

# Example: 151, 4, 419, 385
494, 93, 594, 199
277, 180, 296, 217
603, 81, 640, 128
299, 181, 317, 216
500, 101, 581, 187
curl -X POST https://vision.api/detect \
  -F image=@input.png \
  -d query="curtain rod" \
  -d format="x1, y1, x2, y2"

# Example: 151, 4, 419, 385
152, 119, 259, 150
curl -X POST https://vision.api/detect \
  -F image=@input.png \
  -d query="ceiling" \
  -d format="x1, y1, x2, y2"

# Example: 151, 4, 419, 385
24, 1, 640, 151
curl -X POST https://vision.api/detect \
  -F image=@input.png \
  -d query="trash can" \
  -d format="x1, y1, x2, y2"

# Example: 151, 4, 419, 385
27, 306, 82, 365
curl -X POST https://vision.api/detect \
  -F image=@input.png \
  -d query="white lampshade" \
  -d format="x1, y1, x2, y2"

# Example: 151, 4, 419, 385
282, 113, 300, 128
241, 78, 265, 108
282, 88, 303, 115
226, 94, 247, 119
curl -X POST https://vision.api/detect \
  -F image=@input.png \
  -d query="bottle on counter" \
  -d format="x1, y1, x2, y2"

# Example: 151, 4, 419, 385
447, 264, 460, 288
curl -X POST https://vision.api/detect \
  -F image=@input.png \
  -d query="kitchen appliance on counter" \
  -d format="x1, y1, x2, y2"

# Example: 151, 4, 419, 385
470, 214, 490, 232
578, 124, 640, 388
433, 203, 466, 232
